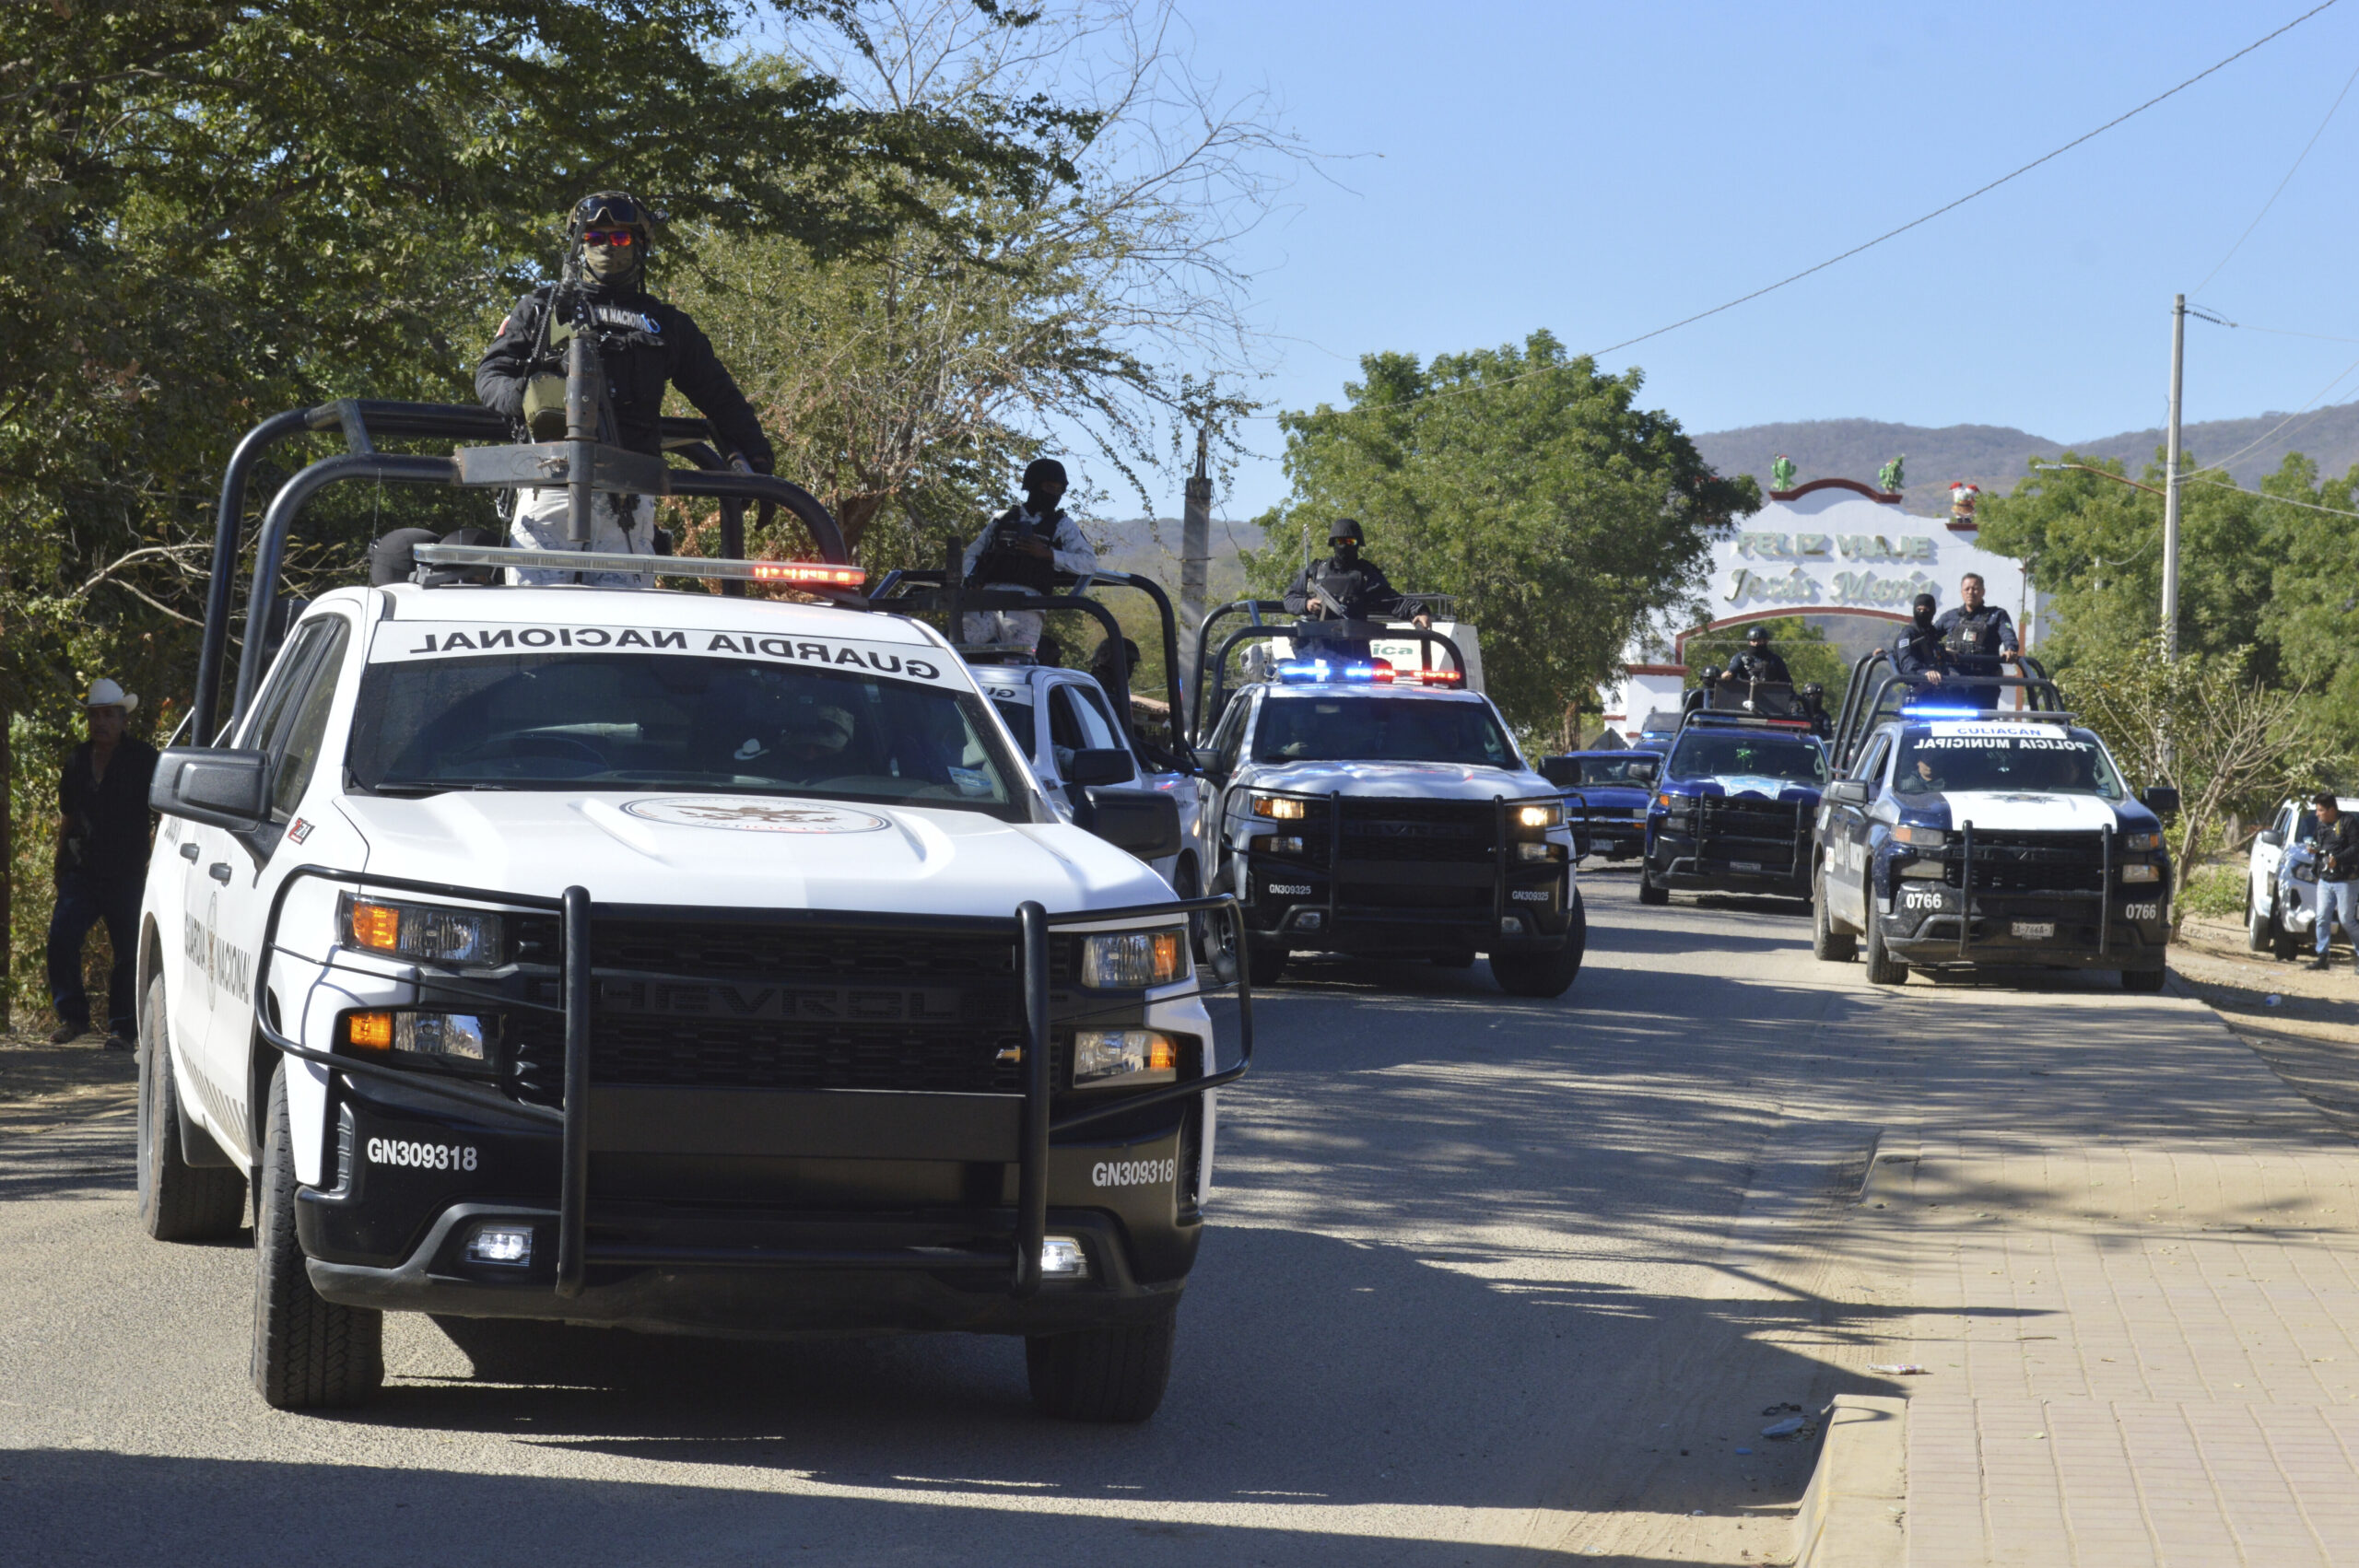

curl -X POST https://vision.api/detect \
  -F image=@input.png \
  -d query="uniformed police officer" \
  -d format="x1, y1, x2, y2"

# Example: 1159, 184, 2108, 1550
961, 458, 1098, 653
1932, 572, 2020, 710
1281, 518, 1431, 661
1726, 624, 1792, 686
1893, 592, 1952, 685
477, 191, 774, 585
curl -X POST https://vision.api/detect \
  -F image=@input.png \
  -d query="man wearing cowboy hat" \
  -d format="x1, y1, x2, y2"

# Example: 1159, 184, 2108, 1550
45, 678, 158, 1047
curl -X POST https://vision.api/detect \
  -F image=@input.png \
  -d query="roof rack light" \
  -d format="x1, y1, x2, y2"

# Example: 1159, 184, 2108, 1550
1275, 657, 1393, 684
1900, 703, 1983, 719
411, 542, 865, 589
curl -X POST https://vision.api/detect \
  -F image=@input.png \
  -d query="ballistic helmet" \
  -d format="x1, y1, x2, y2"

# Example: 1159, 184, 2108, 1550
1022, 458, 1068, 490
1329, 517, 1364, 543
569, 191, 653, 246
1746, 625, 1771, 646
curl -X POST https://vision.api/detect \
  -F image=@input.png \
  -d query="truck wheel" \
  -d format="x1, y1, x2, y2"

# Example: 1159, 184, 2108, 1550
1811, 872, 1856, 963
1492, 895, 1586, 998
2248, 882, 2275, 954
1026, 1311, 1176, 1422
1637, 871, 1670, 907
252, 1070, 382, 1410
1246, 941, 1288, 987
1862, 887, 1908, 987
2121, 967, 2166, 993
137, 976, 248, 1242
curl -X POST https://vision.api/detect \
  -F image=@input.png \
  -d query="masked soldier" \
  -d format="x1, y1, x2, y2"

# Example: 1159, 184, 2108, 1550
477, 191, 774, 585
1725, 625, 1792, 686
961, 458, 1098, 653
1932, 572, 2020, 710
1893, 593, 1953, 686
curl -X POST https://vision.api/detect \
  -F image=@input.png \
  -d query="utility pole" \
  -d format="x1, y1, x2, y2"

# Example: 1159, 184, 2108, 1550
1179, 429, 1211, 734
2162, 293, 2186, 660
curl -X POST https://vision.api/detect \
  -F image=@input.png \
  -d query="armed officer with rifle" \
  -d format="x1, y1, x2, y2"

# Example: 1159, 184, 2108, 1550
477, 191, 774, 586
961, 458, 1099, 656
1281, 518, 1431, 661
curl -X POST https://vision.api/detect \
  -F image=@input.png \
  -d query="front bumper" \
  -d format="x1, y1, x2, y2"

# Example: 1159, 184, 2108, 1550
1876, 884, 2168, 970
257, 868, 1250, 1334
1647, 828, 1810, 893
1238, 851, 1573, 954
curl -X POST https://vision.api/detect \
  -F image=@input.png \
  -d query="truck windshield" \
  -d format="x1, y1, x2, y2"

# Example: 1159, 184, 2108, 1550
347, 653, 1027, 819
1667, 732, 1825, 785
1578, 755, 1658, 786
1254, 696, 1515, 767
1895, 730, 2123, 799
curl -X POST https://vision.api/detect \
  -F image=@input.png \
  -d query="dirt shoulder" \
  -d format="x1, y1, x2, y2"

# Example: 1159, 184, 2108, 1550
0, 1023, 138, 1134
2172, 913, 2359, 1135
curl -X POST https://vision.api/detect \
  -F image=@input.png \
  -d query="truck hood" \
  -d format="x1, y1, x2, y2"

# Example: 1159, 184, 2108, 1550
1926, 791, 2148, 834
333, 790, 1170, 917
1666, 777, 1823, 804
1248, 761, 1554, 800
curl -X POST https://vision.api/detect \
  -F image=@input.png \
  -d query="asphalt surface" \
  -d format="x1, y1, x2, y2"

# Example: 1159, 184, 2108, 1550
0, 870, 1979, 1566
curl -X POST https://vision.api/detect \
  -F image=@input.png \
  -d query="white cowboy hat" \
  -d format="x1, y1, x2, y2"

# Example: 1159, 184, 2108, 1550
83, 678, 138, 714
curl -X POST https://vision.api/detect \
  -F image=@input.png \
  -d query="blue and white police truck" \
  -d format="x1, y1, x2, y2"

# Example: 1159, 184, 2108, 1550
1637, 710, 1827, 905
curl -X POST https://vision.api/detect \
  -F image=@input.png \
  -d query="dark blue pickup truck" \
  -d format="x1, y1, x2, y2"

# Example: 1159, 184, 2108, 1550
1638, 713, 1826, 904
1539, 750, 1661, 861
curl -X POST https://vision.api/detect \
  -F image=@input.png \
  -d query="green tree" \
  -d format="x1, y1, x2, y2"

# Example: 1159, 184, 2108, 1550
1250, 333, 1757, 731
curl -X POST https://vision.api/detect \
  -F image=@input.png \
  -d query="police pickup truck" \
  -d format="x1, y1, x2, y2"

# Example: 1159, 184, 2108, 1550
1810, 710, 2177, 989
131, 398, 1245, 1422
1638, 711, 1826, 905
1191, 649, 1583, 997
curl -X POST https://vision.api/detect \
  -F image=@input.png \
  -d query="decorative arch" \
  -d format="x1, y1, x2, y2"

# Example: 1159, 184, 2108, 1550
1661, 606, 1911, 672
1767, 477, 1903, 504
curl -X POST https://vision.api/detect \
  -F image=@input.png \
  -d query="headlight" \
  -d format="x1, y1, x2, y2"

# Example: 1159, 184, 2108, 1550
1073, 1029, 1179, 1086
1080, 928, 1190, 989
341, 1010, 488, 1063
2120, 832, 2163, 852
1894, 825, 1947, 848
340, 894, 503, 964
2120, 863, 2162, 883
1515, 801, 1563, 830
1251, 794, 1307, 820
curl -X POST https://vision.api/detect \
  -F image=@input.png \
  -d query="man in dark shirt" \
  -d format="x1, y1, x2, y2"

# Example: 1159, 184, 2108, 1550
1726, 624, 1792, 686
476, 191, 774, 585
1892, 593, 1953, 687
1931, 572, 2021, 710
2309, 792, 2359, 971
1281, 518, 1430, 662
45, 679, 158, 1046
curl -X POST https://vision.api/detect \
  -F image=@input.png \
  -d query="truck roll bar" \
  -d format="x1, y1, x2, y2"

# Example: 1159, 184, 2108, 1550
198, 398, 850, 736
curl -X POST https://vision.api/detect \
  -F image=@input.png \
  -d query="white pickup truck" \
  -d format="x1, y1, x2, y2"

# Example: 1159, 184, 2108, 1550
132, 401, 1246, 1423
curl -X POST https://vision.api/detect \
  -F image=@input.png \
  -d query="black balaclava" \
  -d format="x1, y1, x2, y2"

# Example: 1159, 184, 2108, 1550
1911, 592, 1938, 630
1330, 517, 1363, 568
570, 191, 650, 293
1021, 457, 1068, 516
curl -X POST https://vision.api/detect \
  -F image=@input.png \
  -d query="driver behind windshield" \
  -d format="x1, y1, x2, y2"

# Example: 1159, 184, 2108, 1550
733, 701, 857, 785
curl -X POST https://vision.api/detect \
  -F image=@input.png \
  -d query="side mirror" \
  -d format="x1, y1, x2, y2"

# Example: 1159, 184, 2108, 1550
2258, 828, 2284, 848
1826, 778, 1872, 806
2138, 785, 2181, 822
1082, 790, 1181, 860
1191, 746, 1226, 778
151, 747, 270, 831
1537, 757, 1579, 788
1066, 748, 1136, 788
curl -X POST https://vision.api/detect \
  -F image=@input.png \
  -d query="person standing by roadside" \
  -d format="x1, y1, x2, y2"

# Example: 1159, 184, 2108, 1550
45, 680, 158, 1047
2309, 790, 2359, 972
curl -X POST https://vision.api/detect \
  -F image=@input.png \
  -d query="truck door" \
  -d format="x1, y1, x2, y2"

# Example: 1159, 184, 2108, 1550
1830, 733, 1890, 929
1044, 679, 1124, 818
191, 616, 351, 1141
2257, 801, 2294, 919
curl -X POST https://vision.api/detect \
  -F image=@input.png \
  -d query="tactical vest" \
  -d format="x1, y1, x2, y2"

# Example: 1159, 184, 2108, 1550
1944, 609, 2001, 658
972, 512, 1059, 593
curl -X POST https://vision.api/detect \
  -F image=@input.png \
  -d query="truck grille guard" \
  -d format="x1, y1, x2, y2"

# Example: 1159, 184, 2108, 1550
250, 865, 1252, 1300
1243, 787, 1567, 933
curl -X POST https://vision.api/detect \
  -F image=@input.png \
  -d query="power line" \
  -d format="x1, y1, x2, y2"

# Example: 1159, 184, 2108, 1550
1250, 0, 2343, 425
2190, 53, 2359, 297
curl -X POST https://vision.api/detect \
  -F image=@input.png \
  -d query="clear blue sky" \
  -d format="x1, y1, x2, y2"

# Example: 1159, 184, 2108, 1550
1162, 0, 2359, 518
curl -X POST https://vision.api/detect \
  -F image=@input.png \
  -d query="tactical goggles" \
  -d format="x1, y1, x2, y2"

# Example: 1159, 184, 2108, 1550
581, 229, 636, 247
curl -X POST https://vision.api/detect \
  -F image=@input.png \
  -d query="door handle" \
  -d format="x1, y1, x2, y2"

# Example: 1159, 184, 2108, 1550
181, 842, 200, 861
208, 862, 232, 883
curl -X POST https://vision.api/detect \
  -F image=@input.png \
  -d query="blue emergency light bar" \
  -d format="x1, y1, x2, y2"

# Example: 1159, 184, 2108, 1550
1899, 704, 1986, 719
1273, 658, 1464, 686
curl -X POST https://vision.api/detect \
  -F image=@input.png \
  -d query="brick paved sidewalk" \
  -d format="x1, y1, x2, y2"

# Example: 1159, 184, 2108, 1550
1840, 980, 2359, 1566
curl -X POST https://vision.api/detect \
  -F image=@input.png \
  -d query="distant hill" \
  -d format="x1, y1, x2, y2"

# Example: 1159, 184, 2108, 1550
1694, 405, 2359, 516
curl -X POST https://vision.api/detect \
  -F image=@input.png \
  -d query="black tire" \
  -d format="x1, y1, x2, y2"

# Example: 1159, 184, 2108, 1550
1637, 870, 1670, 907
2248, 881, 2274, 954
1812, 871, 1857, 963
137, 976, 248, 1242
2272, 910, 2301, 963
1245, 941, 1288, 988
1175, 859, 1230, 984
252, 1070, 382, 1410
1862, 883, 1908, 986
1026, 1312, 1176, 1422
2121, 967, 2166, 993
1492, 894, 1586, 998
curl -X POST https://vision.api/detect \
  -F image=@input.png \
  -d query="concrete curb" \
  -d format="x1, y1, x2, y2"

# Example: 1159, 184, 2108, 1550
1856, 1127, 1919, 1206
1790, 1395, 1907, 1568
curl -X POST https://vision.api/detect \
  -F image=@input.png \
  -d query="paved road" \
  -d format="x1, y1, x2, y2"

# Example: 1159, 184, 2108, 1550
0, 871, 2095, 1565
